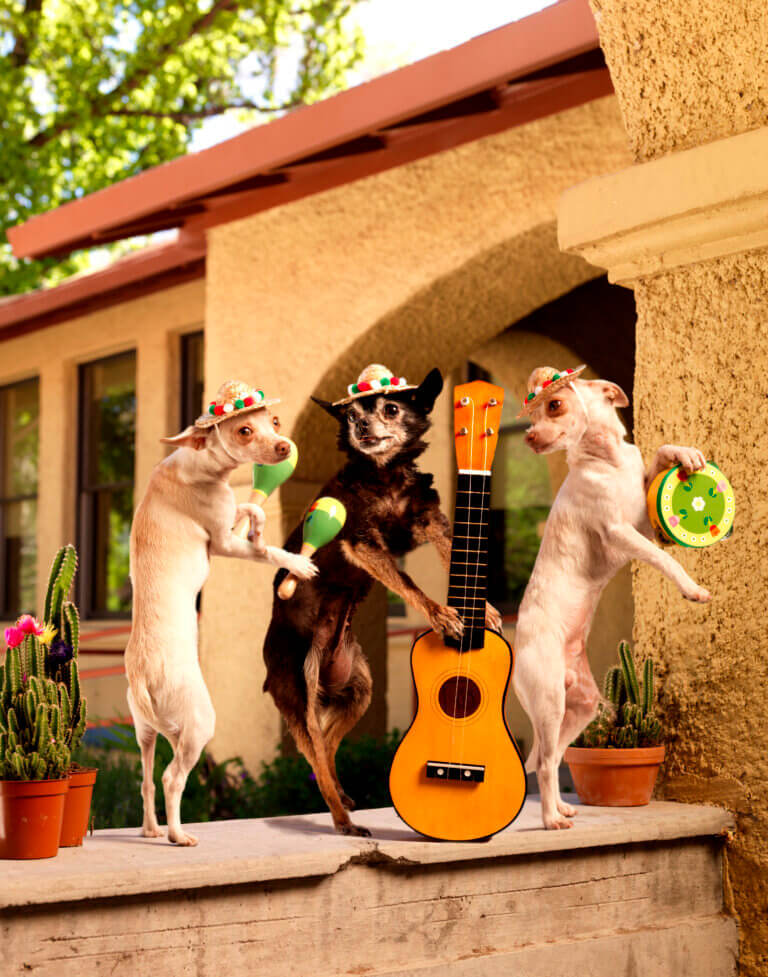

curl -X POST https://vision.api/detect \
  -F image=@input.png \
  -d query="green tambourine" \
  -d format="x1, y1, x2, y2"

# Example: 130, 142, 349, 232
647, 461, 735, 548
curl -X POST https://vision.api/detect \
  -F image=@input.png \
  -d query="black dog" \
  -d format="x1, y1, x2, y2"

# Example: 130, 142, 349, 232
263, 367, 500, 835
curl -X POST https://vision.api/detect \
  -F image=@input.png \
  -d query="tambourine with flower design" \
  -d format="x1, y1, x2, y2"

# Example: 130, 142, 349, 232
647, 461, 735, 548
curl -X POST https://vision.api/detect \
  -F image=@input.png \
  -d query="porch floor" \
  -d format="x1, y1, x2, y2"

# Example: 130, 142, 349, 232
3, 799, 737, 977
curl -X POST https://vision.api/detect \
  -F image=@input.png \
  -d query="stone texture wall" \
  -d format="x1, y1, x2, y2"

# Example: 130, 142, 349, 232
632, 251, 768, 976
590, 0, 768, 162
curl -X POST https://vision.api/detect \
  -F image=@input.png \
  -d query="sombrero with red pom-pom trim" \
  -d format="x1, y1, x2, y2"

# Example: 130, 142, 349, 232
196, 379, 280, 428
332, 364, 417, 407
516, 365, 587, 418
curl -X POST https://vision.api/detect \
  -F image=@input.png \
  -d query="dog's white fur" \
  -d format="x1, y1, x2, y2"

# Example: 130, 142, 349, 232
513, 373, 711, 830
125, 410, 316, 846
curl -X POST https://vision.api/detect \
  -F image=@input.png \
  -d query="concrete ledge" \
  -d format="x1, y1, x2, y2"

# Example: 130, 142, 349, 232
2, 798, 733, 909
558, 123, 768, 283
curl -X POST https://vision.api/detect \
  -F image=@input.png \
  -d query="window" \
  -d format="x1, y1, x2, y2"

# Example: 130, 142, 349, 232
77, 353, 136, 618
180, 330, 204, 429
0, 378, 39, 617
468, 363, 552, 615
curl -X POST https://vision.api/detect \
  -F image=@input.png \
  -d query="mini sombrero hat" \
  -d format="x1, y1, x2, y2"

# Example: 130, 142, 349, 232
332, 364, 416, 407
517, 365, 587, 418
196, 379, 280, 428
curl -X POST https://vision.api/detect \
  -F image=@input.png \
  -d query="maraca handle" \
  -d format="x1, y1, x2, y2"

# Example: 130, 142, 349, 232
277, 543, 315, 600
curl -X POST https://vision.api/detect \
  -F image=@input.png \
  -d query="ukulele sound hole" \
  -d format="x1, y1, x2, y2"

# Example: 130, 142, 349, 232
438, 677, 482, 718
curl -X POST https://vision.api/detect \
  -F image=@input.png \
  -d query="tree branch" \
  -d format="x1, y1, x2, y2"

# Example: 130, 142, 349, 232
8, 0, 43, 70
26, 0, 241, 149
106, 98, 301, 123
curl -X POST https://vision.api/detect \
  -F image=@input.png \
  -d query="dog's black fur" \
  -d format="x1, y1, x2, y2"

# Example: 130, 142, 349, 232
262, 368, 464, 835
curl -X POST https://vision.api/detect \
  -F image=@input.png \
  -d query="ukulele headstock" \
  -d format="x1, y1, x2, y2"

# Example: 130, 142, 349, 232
453, 381, 505, 472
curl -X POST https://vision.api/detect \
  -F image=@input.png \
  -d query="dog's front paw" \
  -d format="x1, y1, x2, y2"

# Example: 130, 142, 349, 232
543, 814, 573, 830
485, 601, 503, 633
669, 445, 706, 474
683, 583, 712, 603
284, 553, 318, 581
429, 602, 464, 639
168, 827, 199, 846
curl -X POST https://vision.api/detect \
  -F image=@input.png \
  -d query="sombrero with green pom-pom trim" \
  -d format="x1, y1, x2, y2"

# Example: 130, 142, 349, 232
516, 364, 587, 418
332, 364, 417, 407
196, 379, 280, 428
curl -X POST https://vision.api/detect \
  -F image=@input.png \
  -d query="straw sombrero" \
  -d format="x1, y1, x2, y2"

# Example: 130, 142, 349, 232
332, 364, 417, 407
517, 365, 587, 418
196, 379, 280, 428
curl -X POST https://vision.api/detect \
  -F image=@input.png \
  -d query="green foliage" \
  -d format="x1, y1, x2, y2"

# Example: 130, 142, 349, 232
573, 640, 664, 749
0, 646, 71, 779
74, 726, 401, 829
0, 0, 365, 294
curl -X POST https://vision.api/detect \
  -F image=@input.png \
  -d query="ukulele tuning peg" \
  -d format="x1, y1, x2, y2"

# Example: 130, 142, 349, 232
483, 427, 495, 437
459, 396, 470, 407
487, 398, 498, 407
457, 427, 469, 436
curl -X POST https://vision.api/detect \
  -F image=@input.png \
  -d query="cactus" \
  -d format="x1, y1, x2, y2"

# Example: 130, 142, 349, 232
573, 640, 664, 749
0, 647, 71, 780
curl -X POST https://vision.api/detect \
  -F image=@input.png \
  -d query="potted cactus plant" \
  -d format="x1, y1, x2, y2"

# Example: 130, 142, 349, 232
2, 545, 92, 849
564, 641, 665, 806
0, 642, 72, 858
42, 545, 93, 846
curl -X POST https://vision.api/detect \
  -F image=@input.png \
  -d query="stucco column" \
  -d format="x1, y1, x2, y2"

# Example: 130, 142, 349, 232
560, 118, 768, 975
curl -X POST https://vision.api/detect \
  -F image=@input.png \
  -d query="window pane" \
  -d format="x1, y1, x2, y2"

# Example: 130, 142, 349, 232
1, 498, 37, 615
83, 354, 136, 487
90, 488, 133, 614
181, 331, 205, 429
2, 379, 39, 498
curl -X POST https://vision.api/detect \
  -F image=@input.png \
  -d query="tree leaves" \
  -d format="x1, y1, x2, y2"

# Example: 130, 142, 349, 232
0, 0, 365, 294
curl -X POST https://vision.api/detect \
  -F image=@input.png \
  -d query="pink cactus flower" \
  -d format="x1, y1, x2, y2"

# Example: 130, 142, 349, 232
16, 614, 44, 636
4, 626, 24, 649
669, 515, 680, 527
716, 481, 726, 493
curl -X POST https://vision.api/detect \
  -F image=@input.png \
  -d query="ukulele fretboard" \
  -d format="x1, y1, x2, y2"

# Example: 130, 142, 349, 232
447, 471, 490, 651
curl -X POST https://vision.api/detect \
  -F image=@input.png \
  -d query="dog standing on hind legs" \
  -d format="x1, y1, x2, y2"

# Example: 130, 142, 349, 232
263, 364, 502, 836
125, 380, 316, 846
513, 366, 712, 830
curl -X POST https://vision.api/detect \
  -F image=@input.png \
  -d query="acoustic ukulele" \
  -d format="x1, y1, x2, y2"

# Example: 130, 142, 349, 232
389, 380, 527, 841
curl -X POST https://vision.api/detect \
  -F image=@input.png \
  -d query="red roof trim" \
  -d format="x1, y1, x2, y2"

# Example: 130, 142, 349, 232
8, 0, 603, 261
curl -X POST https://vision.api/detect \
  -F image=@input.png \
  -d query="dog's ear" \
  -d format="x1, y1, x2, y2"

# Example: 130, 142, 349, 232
409, 368, 443, 413
311, 396, 344, 419
160, 425, 208, 451
594, 380, 630, 409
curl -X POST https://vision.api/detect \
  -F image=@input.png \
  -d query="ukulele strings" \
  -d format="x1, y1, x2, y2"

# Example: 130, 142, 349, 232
459, 398, 488, 770
450, 396, 474, 758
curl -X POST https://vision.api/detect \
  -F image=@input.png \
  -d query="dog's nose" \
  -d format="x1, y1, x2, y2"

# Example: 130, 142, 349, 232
525, 429, 537, 446
275, 440, 291, 459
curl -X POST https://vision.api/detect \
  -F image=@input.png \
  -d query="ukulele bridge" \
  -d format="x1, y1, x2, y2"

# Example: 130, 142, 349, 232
426, 761, 485, 783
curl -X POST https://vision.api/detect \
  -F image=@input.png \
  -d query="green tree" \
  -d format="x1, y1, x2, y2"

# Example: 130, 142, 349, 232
0, 0, 364, 294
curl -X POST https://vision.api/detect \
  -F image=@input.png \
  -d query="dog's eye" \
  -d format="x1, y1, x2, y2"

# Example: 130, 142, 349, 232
272, 416, 281, 431
547, 400, 561, 413
238, 426, 252, 437
384, 403, 399, 417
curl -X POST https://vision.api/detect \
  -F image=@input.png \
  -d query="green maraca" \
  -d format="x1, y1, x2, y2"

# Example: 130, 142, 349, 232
235, 438, 298, 537
277, 497, 347, 599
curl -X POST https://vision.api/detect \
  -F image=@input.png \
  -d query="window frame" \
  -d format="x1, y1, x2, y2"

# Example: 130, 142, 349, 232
76, 351, 137, 620
179, 329, 205, 431
0, 376, 40, 618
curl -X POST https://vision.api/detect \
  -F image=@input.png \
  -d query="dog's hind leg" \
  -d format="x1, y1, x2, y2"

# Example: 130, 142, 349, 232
161, 688, 215, 847
127, 688, 163, 838
322, 652, 373, 810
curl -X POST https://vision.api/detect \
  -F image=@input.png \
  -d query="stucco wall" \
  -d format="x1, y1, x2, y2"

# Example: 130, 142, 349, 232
0, 279, 204, 619
590, 0, 768, 162
633, 252, 768, 977
203, 95, 633, 773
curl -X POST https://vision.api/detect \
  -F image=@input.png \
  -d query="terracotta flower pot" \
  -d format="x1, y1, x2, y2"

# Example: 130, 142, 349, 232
60, 767, 98, 847
564, 745, 665, 807
0, 777, 70, 859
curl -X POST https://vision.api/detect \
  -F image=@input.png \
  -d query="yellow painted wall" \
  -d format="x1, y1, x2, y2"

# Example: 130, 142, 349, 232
0, 279, 205, 717
203, 95, 633, 773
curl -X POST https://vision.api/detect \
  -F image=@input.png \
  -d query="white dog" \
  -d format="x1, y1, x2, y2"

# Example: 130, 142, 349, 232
512, 366, 710, 830
125, 380, 316, 846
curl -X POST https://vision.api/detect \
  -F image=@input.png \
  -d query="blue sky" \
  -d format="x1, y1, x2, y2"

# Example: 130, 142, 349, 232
190, 0, 555, 152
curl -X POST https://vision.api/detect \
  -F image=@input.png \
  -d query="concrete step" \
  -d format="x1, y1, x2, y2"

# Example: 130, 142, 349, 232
1, 799, 737, 977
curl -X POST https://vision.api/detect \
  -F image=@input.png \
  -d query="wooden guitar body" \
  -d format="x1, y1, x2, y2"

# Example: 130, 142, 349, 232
389, 628, 527, 842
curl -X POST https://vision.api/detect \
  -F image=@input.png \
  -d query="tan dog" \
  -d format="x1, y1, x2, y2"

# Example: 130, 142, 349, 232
513, 366, 710, 830
125, 381, 316, 846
